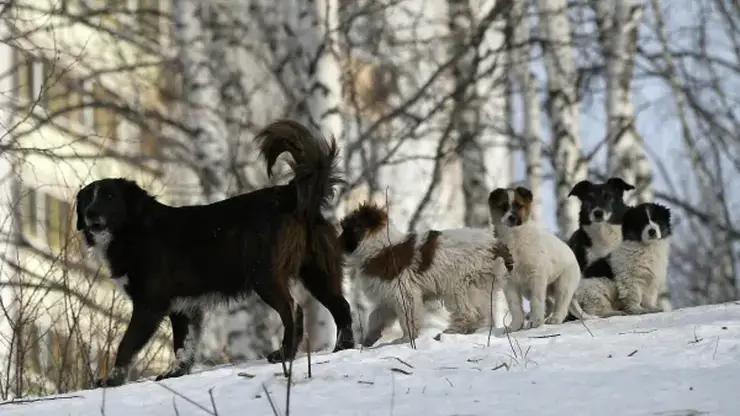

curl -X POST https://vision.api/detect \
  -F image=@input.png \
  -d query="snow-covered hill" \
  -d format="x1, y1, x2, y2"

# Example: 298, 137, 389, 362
4, 303, 740, 416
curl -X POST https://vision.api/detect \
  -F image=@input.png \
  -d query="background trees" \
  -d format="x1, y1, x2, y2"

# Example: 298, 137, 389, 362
0, 0, 736, 398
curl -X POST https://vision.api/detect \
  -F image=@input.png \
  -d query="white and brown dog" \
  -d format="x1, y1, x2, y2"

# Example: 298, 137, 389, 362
488, 186, 593, 331
339, 202, 514, 347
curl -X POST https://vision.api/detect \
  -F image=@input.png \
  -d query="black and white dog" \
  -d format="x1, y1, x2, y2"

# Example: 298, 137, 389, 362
566, 177, 635, 271
574, 202, 673, 317
76, 119, 355, 388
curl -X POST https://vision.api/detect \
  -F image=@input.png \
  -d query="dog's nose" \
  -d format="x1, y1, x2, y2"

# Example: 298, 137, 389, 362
647, 228, 657, 238
592, 209, 604, 220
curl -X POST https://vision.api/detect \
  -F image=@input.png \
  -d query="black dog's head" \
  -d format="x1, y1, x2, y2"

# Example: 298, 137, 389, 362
621, 202, 672, 244
568, 177, 635, 226
76, 178, 152, 237
487, 186, 534, 228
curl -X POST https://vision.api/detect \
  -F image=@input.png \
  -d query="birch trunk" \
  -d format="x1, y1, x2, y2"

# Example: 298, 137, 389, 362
592, 0, 653, 205
447, 0, 488, 228
509, 1, 543, 223
284, 0, 344, 352
650, 0, 736, 307
172, 0, 232, 363
536, 0, 585, 237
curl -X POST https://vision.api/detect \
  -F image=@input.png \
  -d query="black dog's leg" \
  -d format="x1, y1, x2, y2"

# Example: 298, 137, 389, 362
95, 304, 166, 388
155, 309, 203, 381
300, 264, 356, 352
256, 282, 304, 364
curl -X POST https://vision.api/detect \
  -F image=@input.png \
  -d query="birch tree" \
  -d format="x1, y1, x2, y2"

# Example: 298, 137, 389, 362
592, 0, 653, 205
508, 1, 543, 222
536, 0, 585, 237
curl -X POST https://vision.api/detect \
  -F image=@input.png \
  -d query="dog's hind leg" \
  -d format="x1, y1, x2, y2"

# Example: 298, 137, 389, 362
256, 281, 305, 364
156, 309, 203, 381
362, 304, 397, 347
299, 263, 356, 353
95, 304, 166, 388
545, 267, 581, 325
443, 285, 480, 334
392, 284, 424, 342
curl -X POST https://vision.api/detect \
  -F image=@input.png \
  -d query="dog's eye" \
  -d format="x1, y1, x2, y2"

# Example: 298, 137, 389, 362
512, 202, 520, 209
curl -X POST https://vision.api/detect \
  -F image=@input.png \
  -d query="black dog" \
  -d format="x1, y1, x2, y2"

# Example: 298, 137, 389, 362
566, 177, 635, 271
76, 119, 355, 388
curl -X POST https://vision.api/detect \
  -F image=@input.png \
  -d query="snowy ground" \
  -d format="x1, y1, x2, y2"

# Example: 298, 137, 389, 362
4, 303, 740, 416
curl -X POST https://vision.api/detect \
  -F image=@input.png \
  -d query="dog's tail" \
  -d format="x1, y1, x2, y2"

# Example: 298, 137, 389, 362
254, 119, 344, 220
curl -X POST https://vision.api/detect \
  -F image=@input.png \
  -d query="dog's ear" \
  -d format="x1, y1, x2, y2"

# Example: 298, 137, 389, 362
120, 179, 147, 222
654, 203, 671, 225
514, 187, 533, 204
488, 188, 509, 206
75, 201, 85, 230
568, 180, 593, 199
606, 177, 635, 192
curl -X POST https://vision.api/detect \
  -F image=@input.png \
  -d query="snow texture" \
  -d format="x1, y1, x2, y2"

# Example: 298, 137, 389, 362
3, 303, 740, 415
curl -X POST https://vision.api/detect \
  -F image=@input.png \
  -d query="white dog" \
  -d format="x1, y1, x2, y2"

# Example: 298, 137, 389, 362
575, 202, 673, 317
488, 186, 593, 331
338, 202, 514, 346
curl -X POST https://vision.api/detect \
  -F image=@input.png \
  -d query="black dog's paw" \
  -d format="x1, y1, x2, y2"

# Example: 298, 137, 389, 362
266, 348, 297, 364
93, 374, 125, 389
155, 367, 189, 382
334, 328, 357, 351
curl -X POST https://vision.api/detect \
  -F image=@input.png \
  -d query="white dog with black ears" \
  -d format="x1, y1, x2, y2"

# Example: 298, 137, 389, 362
338, 202, 514, 347
487, 186, 594, 331
575, 202, 673, 317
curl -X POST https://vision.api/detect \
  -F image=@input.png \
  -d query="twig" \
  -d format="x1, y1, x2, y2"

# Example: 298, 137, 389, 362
0, 395, 83, 406
627, 349, 638, 357
444, 377, 453, 387
492, 363, 509, 371
155, 383, 216, 415
172, 397, 181, 416
389, 367, 413, 375
528, 333, 561, 339
262, 383, 283, 416
578, 318, 595, 337
357, 380, 374, 385
383, 356, 414, 368
208, 388, 219, 416
618, 329, 657, 335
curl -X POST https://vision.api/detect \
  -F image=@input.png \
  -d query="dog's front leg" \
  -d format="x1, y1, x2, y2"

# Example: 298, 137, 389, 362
503, 280, 525, 332
526, 271, 548, 329
392, 286, 423, 342
641, 282, 664, 314
156, 309, 203, 381
94, 304, 166, 388
616, 279, 650, 315
362, 304, 397, 347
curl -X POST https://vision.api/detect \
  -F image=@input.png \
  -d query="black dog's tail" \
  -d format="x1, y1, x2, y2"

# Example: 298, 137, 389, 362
254, 119, 344, 220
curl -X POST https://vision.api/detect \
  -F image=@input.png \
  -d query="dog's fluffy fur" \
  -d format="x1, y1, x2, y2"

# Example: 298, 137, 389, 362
566, 177, 635, 270
574, 202, 673, 317
339, 203, 514, 346
76, 119, 355, 388
488, 186, 593, 331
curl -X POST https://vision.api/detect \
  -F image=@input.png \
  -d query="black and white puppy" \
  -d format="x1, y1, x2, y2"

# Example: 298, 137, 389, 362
566, 177, 635, 271
574, 202, 673, 317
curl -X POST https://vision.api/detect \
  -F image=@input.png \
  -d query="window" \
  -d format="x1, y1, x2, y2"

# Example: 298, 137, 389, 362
14, 48, 36, 105
41, 58, 85, 126
20, 187, 39, 239
45, 194, 73, 253
89, 0, 123, 30
92, 83, 120, 143
137, 0, 161, 43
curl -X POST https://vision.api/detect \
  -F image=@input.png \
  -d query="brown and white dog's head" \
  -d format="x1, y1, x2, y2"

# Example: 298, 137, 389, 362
487, 186, 534, 228
338, 202, 390, 254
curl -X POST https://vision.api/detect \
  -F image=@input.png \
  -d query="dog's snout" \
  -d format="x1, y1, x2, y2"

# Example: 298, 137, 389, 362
647, 228, 657, 238
592, 209, 604, 220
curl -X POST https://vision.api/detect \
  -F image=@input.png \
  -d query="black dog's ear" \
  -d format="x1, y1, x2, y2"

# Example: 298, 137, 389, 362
488, 188, 509, 206
568, 180, 593, 198
606, 177, 635, 192
120, 179, 147, 221
514, 186, 533, 204
75, 203, 85, 230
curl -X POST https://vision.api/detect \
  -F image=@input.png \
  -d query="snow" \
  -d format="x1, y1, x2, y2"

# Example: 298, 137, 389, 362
4, 302, 740, 416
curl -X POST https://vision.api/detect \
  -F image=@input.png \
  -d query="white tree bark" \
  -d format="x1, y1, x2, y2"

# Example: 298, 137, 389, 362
172, 0, 232, 364
509, 1, 543, 222
283, 0, 344, 352
447, 0, 489, 228
536, 0, 585, 237
592, 0, 653, 205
